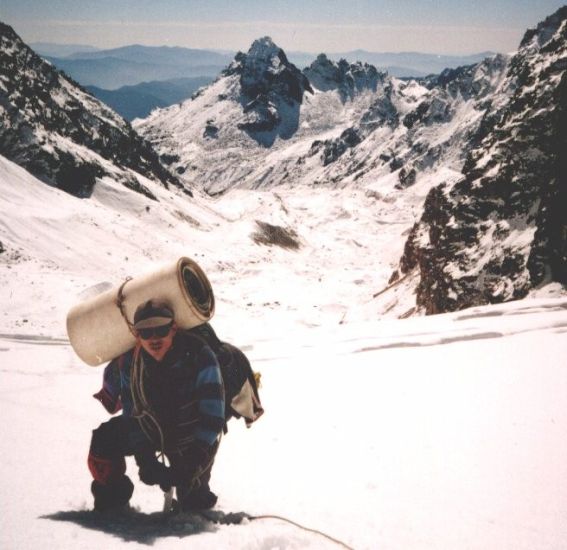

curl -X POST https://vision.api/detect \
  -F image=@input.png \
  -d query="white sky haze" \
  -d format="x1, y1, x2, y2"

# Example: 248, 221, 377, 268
2, 0, 566, 54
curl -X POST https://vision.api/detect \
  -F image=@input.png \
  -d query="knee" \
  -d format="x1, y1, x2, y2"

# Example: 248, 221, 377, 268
90, 418, 126, 456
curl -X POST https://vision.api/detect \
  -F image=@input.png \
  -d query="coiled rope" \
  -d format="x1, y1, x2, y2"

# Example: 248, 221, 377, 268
130, 346, 168, 459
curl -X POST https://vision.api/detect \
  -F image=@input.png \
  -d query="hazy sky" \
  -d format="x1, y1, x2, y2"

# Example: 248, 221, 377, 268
2, 0, 565, 54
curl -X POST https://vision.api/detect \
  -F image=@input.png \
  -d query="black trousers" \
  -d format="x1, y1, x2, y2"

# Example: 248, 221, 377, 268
88, 415, 218, 490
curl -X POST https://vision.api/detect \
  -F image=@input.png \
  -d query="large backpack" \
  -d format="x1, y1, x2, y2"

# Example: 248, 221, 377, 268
94, 323, 264, 429
188, 323, 264, 428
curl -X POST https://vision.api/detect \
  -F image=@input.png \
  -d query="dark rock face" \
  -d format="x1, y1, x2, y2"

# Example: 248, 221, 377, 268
303, 54, 385, 101
360, 81, 399, 131
399, 7, 567, 313
310, 127, 362, 166
0, 23, 179, 198
223, 37, 313, 146
203, 119, 219, 139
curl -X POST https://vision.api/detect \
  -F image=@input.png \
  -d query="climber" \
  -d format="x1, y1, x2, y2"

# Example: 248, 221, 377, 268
88, 299, 225, 512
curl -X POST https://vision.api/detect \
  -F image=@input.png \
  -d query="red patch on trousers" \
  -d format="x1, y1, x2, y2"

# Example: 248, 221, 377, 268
88, 453, 126, 484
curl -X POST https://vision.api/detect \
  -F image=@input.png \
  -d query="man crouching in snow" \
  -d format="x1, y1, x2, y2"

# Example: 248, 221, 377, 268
88, 299, 225, 512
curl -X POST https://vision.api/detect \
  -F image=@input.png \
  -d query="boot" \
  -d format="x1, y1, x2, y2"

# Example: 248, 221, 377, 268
178, 484, 218, 511
91, 475, 134, 512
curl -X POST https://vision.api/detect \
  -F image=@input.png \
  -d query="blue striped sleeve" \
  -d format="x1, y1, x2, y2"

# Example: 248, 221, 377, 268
195, 347, 225, 446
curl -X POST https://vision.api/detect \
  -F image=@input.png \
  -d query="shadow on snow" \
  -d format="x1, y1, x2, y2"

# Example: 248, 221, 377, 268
41, 508, 249, 545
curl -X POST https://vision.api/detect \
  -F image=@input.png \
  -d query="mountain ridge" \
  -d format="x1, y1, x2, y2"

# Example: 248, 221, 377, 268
396, 6, 567, 312
136, 8, 566, 312
0, 22, 181, 199
4, 9, 566, 316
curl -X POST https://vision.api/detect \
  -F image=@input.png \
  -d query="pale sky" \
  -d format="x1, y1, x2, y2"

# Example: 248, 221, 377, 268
2, 0, 565, 54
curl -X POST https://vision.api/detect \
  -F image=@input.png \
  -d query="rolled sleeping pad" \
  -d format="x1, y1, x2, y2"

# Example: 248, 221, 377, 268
66, 257, 215, 366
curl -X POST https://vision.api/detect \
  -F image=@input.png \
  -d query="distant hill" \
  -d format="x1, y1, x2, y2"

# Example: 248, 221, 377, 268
65, 44, 233, 65
46, 55, 226, 89
86, 76, 214, 121
44, 45, 232, 89
30, 42, 99, 57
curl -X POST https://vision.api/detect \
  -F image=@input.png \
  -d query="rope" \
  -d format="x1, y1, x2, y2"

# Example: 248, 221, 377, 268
129, 344, 351, 549
245, 514, 355, 550
130, 346, 167, 464
115, 276, 136, 336
130, 346, 214, 491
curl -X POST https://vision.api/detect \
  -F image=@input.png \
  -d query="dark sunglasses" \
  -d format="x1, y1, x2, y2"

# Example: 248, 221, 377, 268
137, 323, 173, 340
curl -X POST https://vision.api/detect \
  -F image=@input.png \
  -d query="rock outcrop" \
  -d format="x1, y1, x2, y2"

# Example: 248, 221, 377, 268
303, 54, 384, 100
398, 7, 567, 313
0, 23, 180, 198
223, 37, 313, 145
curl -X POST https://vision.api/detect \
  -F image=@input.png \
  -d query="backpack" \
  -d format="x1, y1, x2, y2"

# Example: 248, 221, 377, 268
94, 323, 264, 429
188, 323, 264, 428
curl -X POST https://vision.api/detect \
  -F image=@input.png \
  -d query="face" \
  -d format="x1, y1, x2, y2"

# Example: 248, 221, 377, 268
137, 323, 177, 361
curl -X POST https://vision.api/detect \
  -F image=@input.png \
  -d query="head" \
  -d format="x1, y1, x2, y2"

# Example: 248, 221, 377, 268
133, 299, 177, 361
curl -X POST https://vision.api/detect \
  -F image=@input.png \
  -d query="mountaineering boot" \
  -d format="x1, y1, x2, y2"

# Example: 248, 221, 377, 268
91, 475, 134, 512
178, 484, 218, 511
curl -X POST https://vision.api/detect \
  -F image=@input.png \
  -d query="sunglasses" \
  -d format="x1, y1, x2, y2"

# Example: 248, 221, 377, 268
137, 323, 173, 340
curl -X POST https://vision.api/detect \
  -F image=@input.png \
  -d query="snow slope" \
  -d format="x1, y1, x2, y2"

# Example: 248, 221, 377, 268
2, 154, 567, 549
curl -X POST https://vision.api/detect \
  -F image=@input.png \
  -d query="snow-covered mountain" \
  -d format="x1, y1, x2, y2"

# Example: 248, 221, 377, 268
0, 23, 179, 198
136, 37, 507, 196
397, 6, 567, 313
219, 36, 314, 146
1, 8, 565, 317
135, 9, 566, 313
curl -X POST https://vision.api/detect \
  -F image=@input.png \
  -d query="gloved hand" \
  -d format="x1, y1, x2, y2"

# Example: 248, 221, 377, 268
135, 452, 174, 491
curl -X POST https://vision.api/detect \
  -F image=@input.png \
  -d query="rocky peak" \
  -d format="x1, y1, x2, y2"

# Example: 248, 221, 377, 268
224, 36, 312, 103
397, 7, 567, 314
0, 23, 180, 198
303, 54, 384, 100
423, 54, 508, 101
520, 6, 567, 50
247, 36, 287, 65
221, 37, 313, 145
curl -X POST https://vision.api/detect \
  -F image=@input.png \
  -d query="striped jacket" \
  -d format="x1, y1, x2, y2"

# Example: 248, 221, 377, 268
94, 330, 225, 454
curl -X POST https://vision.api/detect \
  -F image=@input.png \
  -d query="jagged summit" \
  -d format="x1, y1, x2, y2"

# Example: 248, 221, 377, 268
246, 36, 288, 65
303, 54, 385, 100
216, 37, 313, 145
520, 5, 567, 50
224, 36, 312, 103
